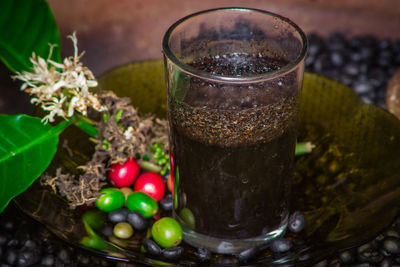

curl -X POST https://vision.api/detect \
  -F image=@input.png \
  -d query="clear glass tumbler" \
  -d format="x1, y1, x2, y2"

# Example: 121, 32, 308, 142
162, 7, 307, 254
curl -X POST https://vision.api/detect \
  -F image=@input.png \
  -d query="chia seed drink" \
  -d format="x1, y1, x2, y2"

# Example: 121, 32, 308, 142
163, 8, 307, 253
170, 111, 296, 239
169, 53, 297, 238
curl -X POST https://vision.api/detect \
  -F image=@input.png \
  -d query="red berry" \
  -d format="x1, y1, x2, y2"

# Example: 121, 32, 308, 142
109, 158, 140, 188
134, 172, 165, 201
153, 209, 162, 220
169, 152, 175, 177
167, 174, 174, 195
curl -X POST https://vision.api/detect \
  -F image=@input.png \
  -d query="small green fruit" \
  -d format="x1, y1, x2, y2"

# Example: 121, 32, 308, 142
113, 222, 134, 239
152, 217, 183, 248
95, 188, 125, 212
126, 192, 158, 218
179, 208, 195, 230
82, 209, 106, 230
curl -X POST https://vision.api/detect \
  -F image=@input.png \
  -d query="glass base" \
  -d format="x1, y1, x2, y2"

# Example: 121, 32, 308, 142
174, 212, 288, 254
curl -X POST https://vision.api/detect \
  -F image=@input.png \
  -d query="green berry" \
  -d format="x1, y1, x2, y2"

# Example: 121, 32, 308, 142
126, 192, 158, 218
179, 208, 195, 230
151, 217, 183, 248
113, 222, 134, 239
82, 209, 106, 230
95, 188, 125, 212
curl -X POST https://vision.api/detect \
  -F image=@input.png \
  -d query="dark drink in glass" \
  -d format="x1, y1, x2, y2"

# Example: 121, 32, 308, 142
163, 8, 307, 253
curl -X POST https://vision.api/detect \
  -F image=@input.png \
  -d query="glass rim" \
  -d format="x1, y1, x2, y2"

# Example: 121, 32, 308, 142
162, 7, 308, 84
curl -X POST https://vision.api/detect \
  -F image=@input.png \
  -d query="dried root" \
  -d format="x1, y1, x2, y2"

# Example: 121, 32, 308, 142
41, 91, 168, 208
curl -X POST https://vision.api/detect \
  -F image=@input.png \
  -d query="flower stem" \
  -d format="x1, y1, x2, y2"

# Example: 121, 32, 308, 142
295, 141, 315, 156
139, 160, 162, 173
74, 114, 98, 137
52, 118, 74, 135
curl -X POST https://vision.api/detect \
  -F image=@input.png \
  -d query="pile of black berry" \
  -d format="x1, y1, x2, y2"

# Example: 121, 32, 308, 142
1, 33, 400, 267
306, 32, 400, 108
314, 215, 400, 267
0, 205, 116, 267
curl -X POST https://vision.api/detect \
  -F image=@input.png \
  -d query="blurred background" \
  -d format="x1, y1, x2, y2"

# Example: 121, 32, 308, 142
48, 0, 400, 75
2, 0, 400, 114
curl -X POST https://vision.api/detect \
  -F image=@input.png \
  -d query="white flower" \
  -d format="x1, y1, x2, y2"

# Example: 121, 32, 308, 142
123, 126, 135, 140
41, 96, 67, 123
67, 96, 79, 117
13, 32, 106, 124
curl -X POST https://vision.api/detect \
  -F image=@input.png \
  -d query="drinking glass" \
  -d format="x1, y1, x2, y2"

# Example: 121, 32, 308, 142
163, 7, 307, 254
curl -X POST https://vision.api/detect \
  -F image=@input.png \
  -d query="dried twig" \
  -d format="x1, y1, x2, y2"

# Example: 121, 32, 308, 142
41, 91, 169, 208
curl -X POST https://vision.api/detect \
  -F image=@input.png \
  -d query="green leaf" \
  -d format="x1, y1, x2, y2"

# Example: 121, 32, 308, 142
80, 220, 110, 250
0, 114, 70, 213
0, 0, 61, 73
